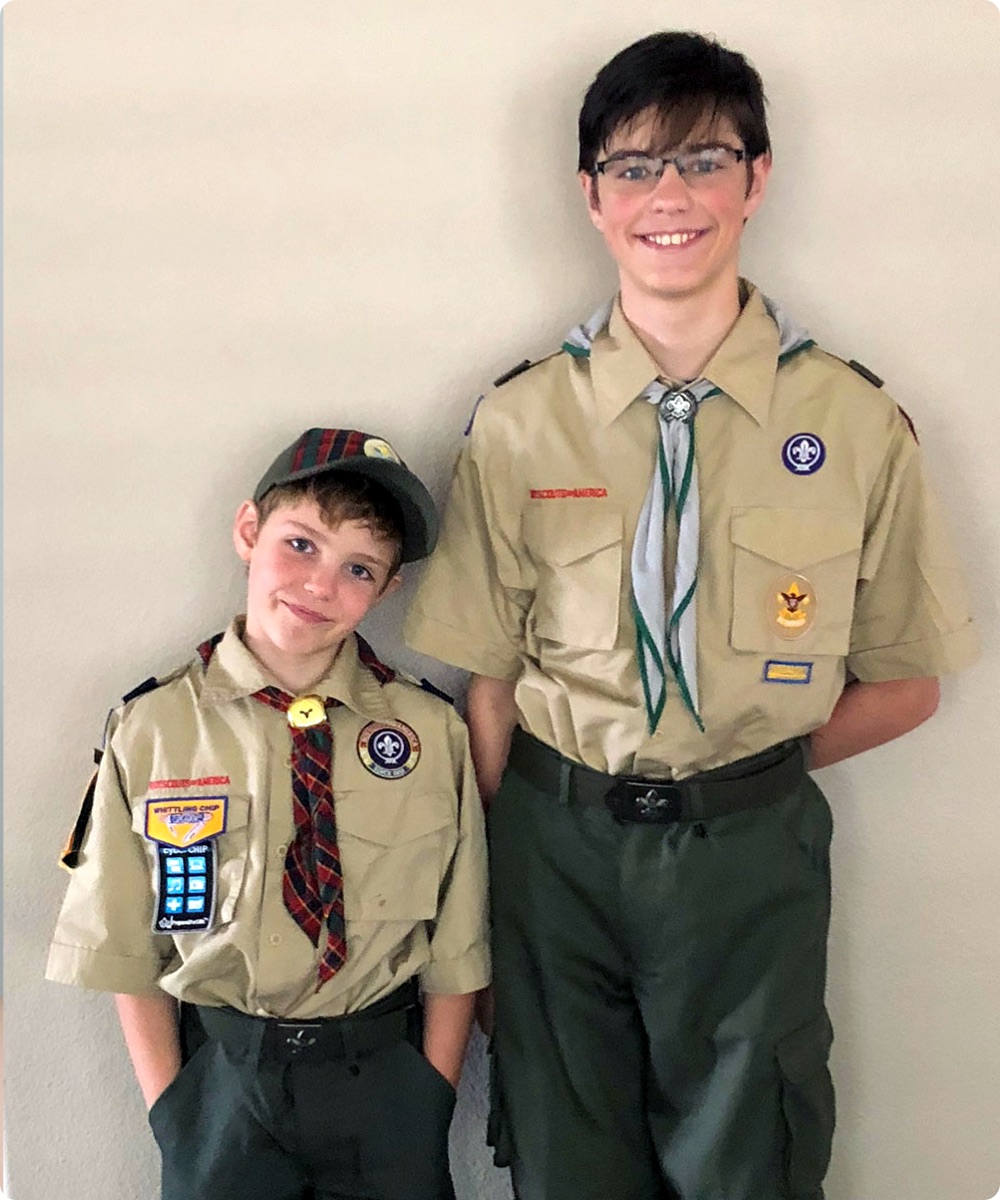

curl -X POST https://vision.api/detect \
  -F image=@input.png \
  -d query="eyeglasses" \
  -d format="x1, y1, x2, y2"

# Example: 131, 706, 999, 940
592, 145, 746, 193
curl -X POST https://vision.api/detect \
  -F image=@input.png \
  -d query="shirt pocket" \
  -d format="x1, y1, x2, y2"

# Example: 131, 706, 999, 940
523, 505, 624, 650
336, 790, 456, 922
131, 793, 252, 927
730, 508, 863, 655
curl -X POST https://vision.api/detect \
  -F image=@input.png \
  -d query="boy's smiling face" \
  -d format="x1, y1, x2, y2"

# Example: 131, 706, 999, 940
233, 496, 401, 692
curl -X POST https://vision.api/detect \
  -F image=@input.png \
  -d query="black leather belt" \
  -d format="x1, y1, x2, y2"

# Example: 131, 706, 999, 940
189, 978, 419, 1063
507, 728, 806, 825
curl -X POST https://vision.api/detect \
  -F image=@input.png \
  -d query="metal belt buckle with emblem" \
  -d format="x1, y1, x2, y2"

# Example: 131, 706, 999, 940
275, 1021, 322, 1056
604, 779, 684, 824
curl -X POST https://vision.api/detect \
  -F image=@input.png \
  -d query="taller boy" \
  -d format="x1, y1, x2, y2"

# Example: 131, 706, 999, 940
405, 32, 978, 1200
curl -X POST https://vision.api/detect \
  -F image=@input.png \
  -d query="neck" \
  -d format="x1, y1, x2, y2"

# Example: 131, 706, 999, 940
620, 277, 743, 381
243, 632, 345, 695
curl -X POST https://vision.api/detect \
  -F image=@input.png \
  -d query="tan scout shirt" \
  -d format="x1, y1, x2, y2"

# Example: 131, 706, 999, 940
405, 285, 978, 779
47, 623, 490, 1018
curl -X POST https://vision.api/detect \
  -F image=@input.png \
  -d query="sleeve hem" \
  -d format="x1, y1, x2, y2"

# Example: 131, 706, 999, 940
46, 942, 165, 994
418, 947, 491, 995
405, 610, 522, 681
847, 621, 980, 681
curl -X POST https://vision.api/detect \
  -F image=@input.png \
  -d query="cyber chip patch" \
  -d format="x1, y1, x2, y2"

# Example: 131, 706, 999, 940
763, 660, 814, 685
153, 842, 217, 933
357, 721, 421, 779
146, 796, 228, 847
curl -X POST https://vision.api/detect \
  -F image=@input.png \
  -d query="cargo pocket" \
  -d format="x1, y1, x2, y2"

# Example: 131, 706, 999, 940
523, 505, 624, 649
776, 1012, 835, 1197
486, 1039, 514, 1168
336, 791, 455, 922
730, 508, 863, 655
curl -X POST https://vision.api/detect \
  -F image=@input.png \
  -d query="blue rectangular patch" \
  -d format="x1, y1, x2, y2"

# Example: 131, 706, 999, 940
762, 659, 814, 685
153, 841, 217, 933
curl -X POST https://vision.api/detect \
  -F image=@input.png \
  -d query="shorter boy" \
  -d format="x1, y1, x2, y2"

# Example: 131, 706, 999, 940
47, 428, 489, 1200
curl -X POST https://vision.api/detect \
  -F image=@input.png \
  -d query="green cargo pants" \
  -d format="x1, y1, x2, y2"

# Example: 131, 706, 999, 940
488, 732, 834, 1200
148, 983, 457, 1200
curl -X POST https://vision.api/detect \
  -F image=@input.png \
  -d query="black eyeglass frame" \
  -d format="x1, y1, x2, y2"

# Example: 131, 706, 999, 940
590, 145, 746, 181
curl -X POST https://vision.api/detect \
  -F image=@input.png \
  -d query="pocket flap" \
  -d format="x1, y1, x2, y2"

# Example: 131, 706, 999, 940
731, 509, 861, 570
335, 791, 454, 848
133, 792, 250, 840
524, 506, 623, 567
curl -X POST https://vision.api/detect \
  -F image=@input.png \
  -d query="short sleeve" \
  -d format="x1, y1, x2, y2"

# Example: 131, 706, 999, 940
847, 417, 979, 680
418, 712, 490, 995
405, 430, 530, 680
46, 713, 174, 994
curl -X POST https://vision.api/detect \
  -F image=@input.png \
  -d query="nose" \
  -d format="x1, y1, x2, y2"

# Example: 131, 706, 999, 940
302, 567, 336, 601
648, 162, 692, 209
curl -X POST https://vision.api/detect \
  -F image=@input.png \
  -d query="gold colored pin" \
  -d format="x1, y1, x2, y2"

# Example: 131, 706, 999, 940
287, 695, 326, 729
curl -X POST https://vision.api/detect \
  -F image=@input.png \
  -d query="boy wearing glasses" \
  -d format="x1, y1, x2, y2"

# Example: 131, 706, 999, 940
406, 31, 977, 1200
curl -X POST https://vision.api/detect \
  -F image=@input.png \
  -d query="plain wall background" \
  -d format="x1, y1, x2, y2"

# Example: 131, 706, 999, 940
4, 1, 999, 1197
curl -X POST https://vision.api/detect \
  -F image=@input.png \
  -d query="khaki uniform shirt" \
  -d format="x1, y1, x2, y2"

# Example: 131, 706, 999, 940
47, 623, 490, 1018
405, 285, 978, 778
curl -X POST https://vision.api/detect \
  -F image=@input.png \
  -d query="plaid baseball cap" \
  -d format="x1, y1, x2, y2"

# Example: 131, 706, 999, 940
253, 428, 438, 563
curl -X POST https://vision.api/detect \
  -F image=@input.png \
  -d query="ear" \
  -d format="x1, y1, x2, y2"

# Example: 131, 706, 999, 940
579, 170, 604, 229
232, 500, 261, 564
743, 151, 772, 219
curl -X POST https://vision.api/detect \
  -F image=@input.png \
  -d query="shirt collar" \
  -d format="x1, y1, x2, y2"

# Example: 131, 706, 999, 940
587, 282, 780, 429
200, 620, 394, 721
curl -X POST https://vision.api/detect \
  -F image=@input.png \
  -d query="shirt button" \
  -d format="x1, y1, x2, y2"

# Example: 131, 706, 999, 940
276, 843, 288, 858
268, 933, 282, 946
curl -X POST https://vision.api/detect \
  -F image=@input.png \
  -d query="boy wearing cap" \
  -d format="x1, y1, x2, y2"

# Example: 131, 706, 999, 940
47, 428, 489, 1200
405, 30, 977, 1200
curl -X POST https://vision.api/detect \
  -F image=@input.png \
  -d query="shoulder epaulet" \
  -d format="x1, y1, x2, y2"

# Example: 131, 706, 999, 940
493, 359, 533, 388
846, 359, 884, 389
398, 670, 455, 706
121, 676, 162, 705
355, 633, 396, 686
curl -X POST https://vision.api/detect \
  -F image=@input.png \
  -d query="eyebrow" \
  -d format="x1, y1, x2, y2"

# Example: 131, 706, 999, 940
283, 519, 394, 570
605, 140, 734, 158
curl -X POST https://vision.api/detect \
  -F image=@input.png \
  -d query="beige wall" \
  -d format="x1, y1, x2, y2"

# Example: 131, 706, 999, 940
4, 2, 999, 1197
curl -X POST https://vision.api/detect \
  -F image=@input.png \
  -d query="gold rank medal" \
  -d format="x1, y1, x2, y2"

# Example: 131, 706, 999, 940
770, 574, 817, 640
287, 695, 327, 729
363, 437, 400, 463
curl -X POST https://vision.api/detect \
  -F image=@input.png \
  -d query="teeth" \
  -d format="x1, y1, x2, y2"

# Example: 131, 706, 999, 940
645, 231, 697, 246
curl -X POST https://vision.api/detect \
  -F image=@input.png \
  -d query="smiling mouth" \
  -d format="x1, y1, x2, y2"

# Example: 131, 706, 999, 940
637, 230, 705, 247
283, 601, 330, 625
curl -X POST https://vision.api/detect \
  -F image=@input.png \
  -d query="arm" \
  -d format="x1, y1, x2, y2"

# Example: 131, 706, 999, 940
466, 674, 518, 804
808, 676, 939, 770
422, 990, 476, 1088
114, 991, 182, 1109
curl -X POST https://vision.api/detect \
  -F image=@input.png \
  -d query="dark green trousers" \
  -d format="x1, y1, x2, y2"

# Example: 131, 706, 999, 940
488, 736, 834, 1200
148, 990, 457, 1200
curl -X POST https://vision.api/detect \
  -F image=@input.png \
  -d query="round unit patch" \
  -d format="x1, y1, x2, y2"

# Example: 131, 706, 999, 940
363, 437, 401, 463
781, 433, 826, 475
357, 721, 421, 779
770, 574, 817, 640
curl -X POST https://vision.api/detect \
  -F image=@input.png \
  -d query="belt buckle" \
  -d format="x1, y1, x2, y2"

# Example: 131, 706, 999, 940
276, 1021, 321, 1055
605, 779, 683, 824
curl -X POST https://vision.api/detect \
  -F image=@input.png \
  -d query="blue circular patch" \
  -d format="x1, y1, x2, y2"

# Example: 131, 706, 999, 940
781, 433, 826, 475
357, 721, 421, 779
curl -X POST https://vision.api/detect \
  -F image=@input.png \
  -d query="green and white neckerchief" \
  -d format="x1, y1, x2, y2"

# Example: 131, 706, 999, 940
563, 295, 813, 734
